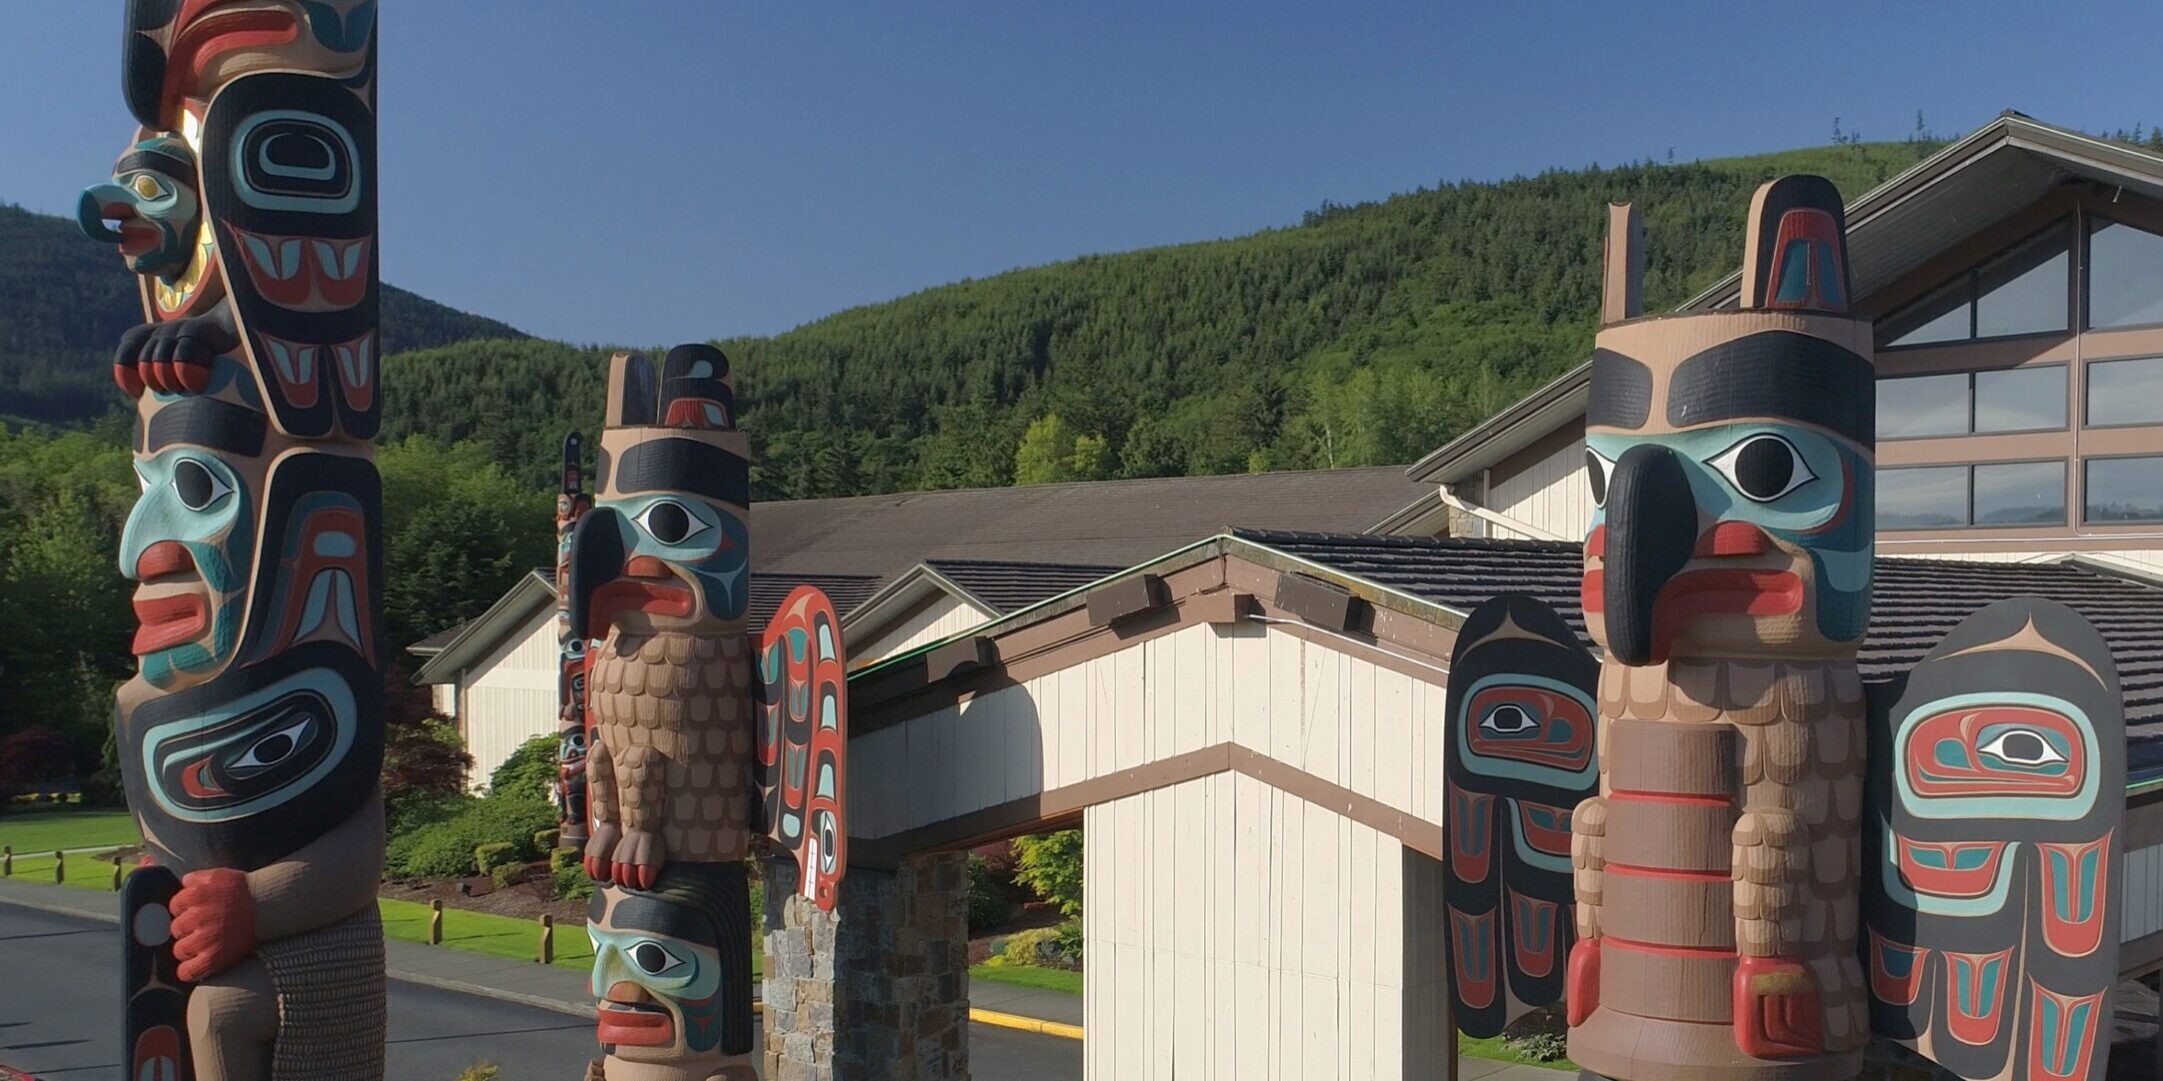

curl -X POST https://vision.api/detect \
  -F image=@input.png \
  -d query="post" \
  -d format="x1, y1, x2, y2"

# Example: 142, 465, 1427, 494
53, 850, 63, 885
428, 899, 444, 946
3, 845, 11, 876
113, 855, 124, 891
538, 914, 554, 964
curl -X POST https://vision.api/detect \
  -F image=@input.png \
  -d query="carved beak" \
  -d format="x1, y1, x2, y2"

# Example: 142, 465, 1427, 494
566, 507, 626, 641
1600, 444, 1696, 665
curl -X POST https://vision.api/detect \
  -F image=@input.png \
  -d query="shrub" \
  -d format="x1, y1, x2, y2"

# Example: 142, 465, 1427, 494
533, 828, 559, 852
1011, 830, 1083, 918
967, 855, 1018, 933
1052, 919, 1083, 963
473, 842, 516, 874
489, 735, 559, 801
552, 862, 594, 901
489, 862, 522, 889
995, 926, 1078, 969
747, 861, 765, 929
1506, 1031, 1568, 1063
385, 794, 558, 878
548, 847, 582, 874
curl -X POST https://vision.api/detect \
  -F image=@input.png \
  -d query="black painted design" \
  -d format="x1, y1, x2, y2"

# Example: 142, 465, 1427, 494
1586, 349, 1653, 429
1667, 331, 1874, 442
146, 397, 268, 457
612, 440, 751, 506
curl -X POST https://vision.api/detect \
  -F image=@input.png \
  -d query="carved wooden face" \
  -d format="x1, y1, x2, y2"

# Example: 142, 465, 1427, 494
586, 870, 751, 1065
79, 135, 203, 281
125, 0, 376, 131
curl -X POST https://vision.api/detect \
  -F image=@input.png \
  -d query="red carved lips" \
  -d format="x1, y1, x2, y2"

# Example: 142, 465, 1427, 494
585, 556, 695, 635
1583, 521, 1802, 658
596, 982, 673, 1047
132, 542, 209, 655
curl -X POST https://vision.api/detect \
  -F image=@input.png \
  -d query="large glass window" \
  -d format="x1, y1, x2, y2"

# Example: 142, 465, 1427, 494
1973, 366, 2067, 433
1972, 461, 2065, 526
1877, 462, 2067, 529
2086, 217, 2163, 328
2085, 457, 2163, 523
1877, 467, 1968, 529
2086, 356, 2163, 427
1875, 365, 2066, 439
1880, 220, 2073, 348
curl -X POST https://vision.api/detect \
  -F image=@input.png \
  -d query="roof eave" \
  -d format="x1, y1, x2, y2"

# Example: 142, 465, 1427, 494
1404, 364, 1592, 485
410, 571, 558, 685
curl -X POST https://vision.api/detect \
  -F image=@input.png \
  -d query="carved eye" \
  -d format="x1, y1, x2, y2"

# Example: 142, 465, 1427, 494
1481, 704, 1539, 735
629, 941, 686, 977
172, 458, 233, 511
1585, 448, 1615, 507
130, 173, 166, 200
228, 716, 312, 774
1707, 434, 1815, 502
1978, 729, 2066, 767
636, 500, 709, 546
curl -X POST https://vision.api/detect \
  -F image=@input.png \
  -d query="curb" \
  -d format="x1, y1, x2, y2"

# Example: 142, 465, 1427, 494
969, 1008, 1083, 1041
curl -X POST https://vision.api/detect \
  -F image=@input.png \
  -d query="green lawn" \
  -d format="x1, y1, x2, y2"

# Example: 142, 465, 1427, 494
1455, 1032, 1577, 1071
377, 897, 761, 978
2, 851, 139, 891
0, 809, 139, 854
970, 961, 1082, 995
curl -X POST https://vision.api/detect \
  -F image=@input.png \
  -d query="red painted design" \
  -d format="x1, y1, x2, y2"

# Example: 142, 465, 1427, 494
1463, 686, 1594, 772
1604, 862, 1729, 883
1565, 939, 1600, 1026
1865, 930, 1929, 1006
1450, 908, 1499, 1010
1904, 706, 2087, 799
597, 983, 675, 1047
1513, 800, 1575, 858
2037, 833, 2111, 958
162, 1, 300, 122
1763, 208, 1847, 312
1941, 946, 2015, 1048
1508, 890, 1560, 978
132, 1025, 183, 1081
132, 591, 209, 656
1449, 789, 1494, 883
2024, 982, 2106, 1081
1893, 837, 2010, 900
1733, 956, 1824, 1058
261, 503, 372, 660
1695, 520, 1773, 557
225, 224, 370, 311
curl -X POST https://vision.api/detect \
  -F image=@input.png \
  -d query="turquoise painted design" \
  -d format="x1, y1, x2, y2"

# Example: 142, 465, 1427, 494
1451, 673, 1599, 788
1874, 818, 2019, 917
596, 492, 751, 621
138, 667, 356, 821
299, 1, 377, 52
1584, 421, 1875, 642
1509, 801, 1574, 876
1893, 691, 2100, 821
245, 489, 367, 664
2044, 844, 2102, 924
588, 924, 726, 1053
2035, 988, 2098, 1075
120, 449, 253, 686
1949, 951, 2008, 1019
75, 135, 202, 281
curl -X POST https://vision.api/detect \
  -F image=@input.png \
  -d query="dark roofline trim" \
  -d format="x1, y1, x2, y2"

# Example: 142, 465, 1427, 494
843, 563, 1001, 637
409, 570, 557, 685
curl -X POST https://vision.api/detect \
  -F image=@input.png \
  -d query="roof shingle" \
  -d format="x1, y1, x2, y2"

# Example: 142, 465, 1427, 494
925, 559, 1121, 614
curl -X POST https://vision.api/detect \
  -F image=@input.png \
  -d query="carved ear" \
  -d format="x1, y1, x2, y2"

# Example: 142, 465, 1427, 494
605, 351, 657, 428
1601, 203, 1644, 325
658, 343, 736, 430
1741, 175, 1850, 312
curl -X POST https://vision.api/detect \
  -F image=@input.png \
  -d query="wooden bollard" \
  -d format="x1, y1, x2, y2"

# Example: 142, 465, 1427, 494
428, 898, 444, 945
3, 845, 11, 876
112, 855, 124, 891
53, 850, 63, 885
538, 914, 554, 964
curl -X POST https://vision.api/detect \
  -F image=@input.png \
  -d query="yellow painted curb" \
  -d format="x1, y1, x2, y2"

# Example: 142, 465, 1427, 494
969, 1007, 1083, 1041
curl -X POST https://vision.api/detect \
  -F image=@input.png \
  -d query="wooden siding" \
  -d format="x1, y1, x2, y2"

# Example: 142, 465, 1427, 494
456, 607, 558, 789
1485, 435, 1593, 541
2125, 841, 2163, 944
430, 681, 457, 717
1081, 772, 1447, 1081
850, 620, 1449, 846
852, 594, 994, 665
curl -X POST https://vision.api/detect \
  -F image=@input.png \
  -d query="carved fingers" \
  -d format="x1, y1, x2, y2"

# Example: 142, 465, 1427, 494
113, 310, 238, 397
1733, 808, 1809, 959
1571, 795, 1607, 940
169, 867, 258, 984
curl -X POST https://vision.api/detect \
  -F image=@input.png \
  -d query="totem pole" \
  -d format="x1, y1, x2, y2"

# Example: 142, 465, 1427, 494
568, 345, 850, 1081
558, 431, 594, 850
81, 4, 386, 1080
1444, 177, 2124, 1081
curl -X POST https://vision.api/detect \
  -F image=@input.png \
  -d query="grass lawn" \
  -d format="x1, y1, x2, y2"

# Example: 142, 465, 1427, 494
2, 851, 140, 891
1455, 1032, 1577, 1071
377, 896, 762, 978
970, 962, 1082, 995
0, 808, 139, 854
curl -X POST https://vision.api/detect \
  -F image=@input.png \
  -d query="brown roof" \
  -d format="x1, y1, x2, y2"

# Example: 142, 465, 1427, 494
749, 467, 1429, 582
1235, 530, 2163, 786
923, 559, 1121, 613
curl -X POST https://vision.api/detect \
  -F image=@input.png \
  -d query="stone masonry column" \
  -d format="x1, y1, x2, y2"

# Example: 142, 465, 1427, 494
764, 852, 971, 1081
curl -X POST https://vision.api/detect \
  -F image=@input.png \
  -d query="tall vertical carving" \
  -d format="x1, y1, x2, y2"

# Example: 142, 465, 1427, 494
1446, 177, 2127, 1081
557, 431, 594, 850
568, 345, 850, 1081
84, 4, 385, 1080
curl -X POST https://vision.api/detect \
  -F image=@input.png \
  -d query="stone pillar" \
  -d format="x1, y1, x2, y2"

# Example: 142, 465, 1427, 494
764, 852, 971, 1081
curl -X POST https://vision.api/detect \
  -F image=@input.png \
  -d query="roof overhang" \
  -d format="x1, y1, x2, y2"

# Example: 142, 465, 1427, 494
841, 562, 999, 637
1407, 114, 2163, 488
410, 570, 559, 685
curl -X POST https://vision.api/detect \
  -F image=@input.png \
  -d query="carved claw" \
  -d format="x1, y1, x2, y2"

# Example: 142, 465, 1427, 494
113, 311, 237, 397
1733, 956, 1823, 1059
611, 828, 664, 891
584, 823, 622, 883
1566, 938, 1601, 1026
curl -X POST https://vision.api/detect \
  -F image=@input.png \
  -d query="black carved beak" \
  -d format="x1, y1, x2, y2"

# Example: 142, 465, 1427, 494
566, 508, 626, 641
1601, 444, 1697, 665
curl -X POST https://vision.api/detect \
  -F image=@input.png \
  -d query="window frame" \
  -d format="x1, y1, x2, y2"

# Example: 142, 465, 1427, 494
2081, 213, 2163, 333
1874, 363, 2069, 442
1875, 459, 2071, 532
2080, 453, 2163, 526
2081, 355, 2163, 430
1878, 216, 2077, 352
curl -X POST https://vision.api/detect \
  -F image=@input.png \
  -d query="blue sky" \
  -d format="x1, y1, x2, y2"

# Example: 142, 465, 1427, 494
1, 2, 2151, 344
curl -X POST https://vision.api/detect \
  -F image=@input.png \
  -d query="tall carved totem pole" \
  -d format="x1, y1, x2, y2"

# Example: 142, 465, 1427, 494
81, 3, 386, 1080
1445, 178, 2125, 1081
566, 346, 851, 1081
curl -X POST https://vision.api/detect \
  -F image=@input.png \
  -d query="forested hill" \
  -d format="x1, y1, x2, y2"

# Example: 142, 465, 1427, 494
381, 141, 1942, 497
0, 201, 525, 425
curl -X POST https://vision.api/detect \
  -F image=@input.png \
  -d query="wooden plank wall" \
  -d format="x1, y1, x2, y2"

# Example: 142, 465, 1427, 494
1083, 772, 1441, 1081
852, 594, 994, 665
2124, 840, 2163, 943
1485, 436, 1592, 541
457, 606, 557, 788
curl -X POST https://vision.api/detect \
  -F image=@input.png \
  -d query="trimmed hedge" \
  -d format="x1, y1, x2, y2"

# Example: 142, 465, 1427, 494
474, 842, 516, 874
385, 794, 558, 878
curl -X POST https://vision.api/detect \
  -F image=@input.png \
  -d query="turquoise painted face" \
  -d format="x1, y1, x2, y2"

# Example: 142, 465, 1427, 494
1585, 419, 1874, 651
592, 491, 751, 625
78, 135, 202, 281
120, 448, 253, 687
588, 918, 725, 1055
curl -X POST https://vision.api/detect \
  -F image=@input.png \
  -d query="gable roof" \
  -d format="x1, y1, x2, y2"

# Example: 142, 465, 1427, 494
1407, 113, 2163, 487
923, 559, 1122, 613
750, 466, 1431, 583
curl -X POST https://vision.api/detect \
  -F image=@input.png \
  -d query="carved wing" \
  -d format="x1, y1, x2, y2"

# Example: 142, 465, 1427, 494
1862, 597, 2124, 1081
756, 585, 848, 911
1443, 594, 1600, 1036
122, 865, 194, 1081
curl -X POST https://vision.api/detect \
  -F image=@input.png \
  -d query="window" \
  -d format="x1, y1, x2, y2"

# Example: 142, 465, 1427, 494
1877, 466, 1967, 529
1972, 461, 2065, 526
2086, 217, 2163, 328
1879, 220, 2073, 348
2084, 457, 2163, 523
1875, 365, 2066, 439
1876, 462, 2067, 530
2086, 356, 2163, 427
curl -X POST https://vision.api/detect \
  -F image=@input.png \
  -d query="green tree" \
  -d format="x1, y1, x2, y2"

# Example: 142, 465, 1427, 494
489, 735, 559, 801
1011, 829, 1084, 918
